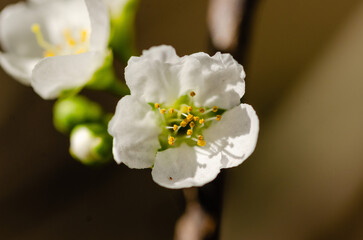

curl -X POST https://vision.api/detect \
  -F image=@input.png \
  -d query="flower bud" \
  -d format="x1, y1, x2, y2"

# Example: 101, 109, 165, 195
53, 96, 103, 134
70, 124, 112, 165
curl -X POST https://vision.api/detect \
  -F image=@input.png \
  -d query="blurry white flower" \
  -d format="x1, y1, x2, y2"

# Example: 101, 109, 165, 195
108, 45, 259, 189
0, 0, 110, 99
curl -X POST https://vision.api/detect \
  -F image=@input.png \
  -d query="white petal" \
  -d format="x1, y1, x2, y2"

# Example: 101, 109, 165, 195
128, 45, 180, 64
0, 53, 40, 85
203, 104, 259, 169
85, 0, 110, 51
152, 144, 222, 189
125, 46, 245, 109
31, 51, 104, 99
108, 95, 162, 168
125, 55, 182, 105
179, 52, 245, 109
103, 0, 128, 17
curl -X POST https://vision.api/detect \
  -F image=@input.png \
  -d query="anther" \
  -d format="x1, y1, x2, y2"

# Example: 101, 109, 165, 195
173, 125, 179, 131
154, 103, 160, 108
199, 119, 205, 124
180, 121, 188, 127
190, 91, 196, 97
197, 139, 206, 147
64, 29, 76, 46
198, 135, 204, 140
44, 50, 55, 57
169, 108, 175, 114
187, 106, 193, 112
160, 109, 166, 114
189, 122, 195, 128
186, 114, 194, 122
168, 136, 175, 145
199, 108, 205, 113
193, 116, 199, 122
212, 106, 218, 112
187, 129, 193, 136
216, 115, 222, 121
81, 30, 88, 43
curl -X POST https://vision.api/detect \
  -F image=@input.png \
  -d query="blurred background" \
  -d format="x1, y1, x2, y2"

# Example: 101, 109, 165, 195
1, 0, 363, 239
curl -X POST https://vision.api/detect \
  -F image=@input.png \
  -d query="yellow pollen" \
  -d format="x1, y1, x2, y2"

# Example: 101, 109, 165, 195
197, 139, 206, 146
188, 106, 193, 112
199, 108, 205, 113
190, 91, 196, 97
168, 136, 175, 145
199, 119, 205, 124
186, 114, 194, 121
169, 108, 175, 114
44, 50, 55, 57
160, 108, 166, 114
193, 116, 199, 122
187, 129, 193, 135
212, 106, 218, 112
154, 103, 160, 108
216, 115, 222, 121
173, 125, 178, 131
189, 122, 195, 128
75, 47, 87, 54
198, 135, 204, 140
64, 29, 76, 46
81, 29, 88, 43
180, 121, 188, 127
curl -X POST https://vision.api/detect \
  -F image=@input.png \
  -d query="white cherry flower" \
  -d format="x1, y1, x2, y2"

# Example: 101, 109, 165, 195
108, 45, 259, 189
0, 0, 109, 99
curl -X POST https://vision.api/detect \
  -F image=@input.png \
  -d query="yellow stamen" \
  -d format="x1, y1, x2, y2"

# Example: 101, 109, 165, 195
75, 47, 87, 54
169, 108, 175, 114
187, 129, 193, 136
64, 29, 76, 46
154, 103, 160, 108
160, 109, 166, 114
216, 115, 222, 121
212, 106, 218, 112
44, 50, 55, 57
180, 121, 188, 127
190, 91, 196, 97
80, 29, 88, 43
188, 106, 193, 112
193, 116, 199, 122
168, 136, 175, 145
198, 135, 204, 140
199, 119, 205, 124
197, 139, 206, 146
199, 108, 205, 113
31, 24, 54, 52
186, 114, 194, 122
173, 125, 178, 131
189, 122, 195, 128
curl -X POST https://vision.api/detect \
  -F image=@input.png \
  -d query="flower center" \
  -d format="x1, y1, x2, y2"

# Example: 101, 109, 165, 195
31, 24, 89, 57
153, 91, 225, 150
